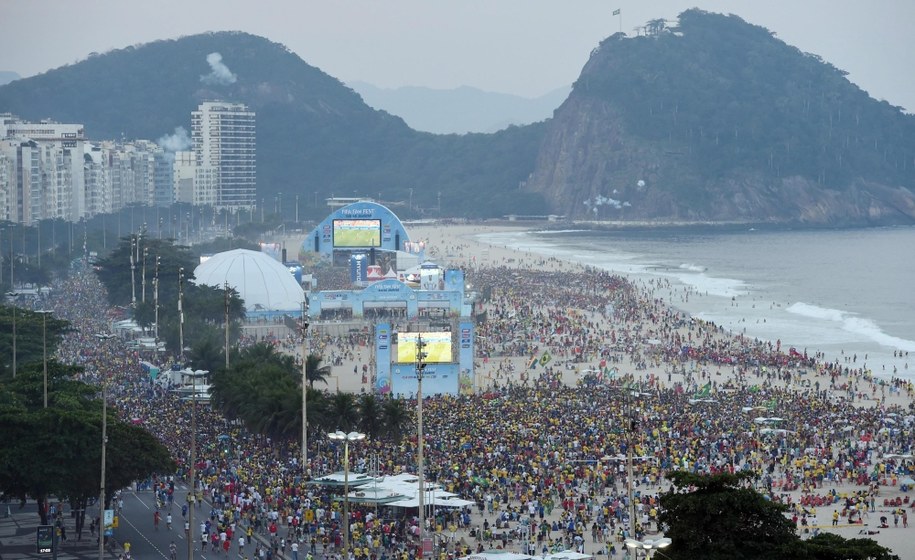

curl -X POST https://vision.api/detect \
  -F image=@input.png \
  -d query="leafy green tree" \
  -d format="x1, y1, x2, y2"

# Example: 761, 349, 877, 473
327, 392, 359, 432
357, 393, 383, 440
305, 354, 330, 388
381, 397, 411, 443
96, 236, 244, 361
797, 532, 898, 560
658, 471, 897, 559
658, 471, 794, 560
0, 363, 174, 530
0, 305, 69, 379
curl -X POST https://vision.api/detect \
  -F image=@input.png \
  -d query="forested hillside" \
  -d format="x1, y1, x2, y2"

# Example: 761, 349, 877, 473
0, 32, 546, 218
524, 10, 915, 223
2, 14, 914, 224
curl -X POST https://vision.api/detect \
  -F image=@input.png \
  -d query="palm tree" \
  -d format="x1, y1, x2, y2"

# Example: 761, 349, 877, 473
305, 354, 330, 388
187, 335, 226, 374
328, 392, 359, 432
237, 342, 297, 376
305, 387, 329, 431
357, 393, 383, 440
381, 398, 412, 443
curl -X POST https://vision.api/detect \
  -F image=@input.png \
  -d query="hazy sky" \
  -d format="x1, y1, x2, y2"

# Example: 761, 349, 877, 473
1, 0, 913, 111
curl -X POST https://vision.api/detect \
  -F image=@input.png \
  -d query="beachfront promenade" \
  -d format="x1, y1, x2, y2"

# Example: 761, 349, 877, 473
4, 223, 914, 559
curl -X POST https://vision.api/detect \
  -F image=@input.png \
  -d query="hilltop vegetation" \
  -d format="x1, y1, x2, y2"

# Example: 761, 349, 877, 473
0, 32, 546, 218
524, 10, 915, 222
2, 12, 915, 224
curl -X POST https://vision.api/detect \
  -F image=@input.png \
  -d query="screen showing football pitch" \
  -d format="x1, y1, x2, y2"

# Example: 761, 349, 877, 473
396, 332, 452, 363
333, 219, 382, 247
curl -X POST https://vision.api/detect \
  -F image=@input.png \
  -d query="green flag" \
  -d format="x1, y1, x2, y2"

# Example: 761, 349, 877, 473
540, 351, 552, 366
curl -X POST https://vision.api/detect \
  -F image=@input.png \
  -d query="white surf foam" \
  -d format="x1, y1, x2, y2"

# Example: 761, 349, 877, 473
787, 302, 915, 352
679, 263, 707, 272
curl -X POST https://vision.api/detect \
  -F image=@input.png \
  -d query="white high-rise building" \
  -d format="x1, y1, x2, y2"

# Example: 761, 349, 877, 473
1, 116, 86, 222
191, 101, 256, 210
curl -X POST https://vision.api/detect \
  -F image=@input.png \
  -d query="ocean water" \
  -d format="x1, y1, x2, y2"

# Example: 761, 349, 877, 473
477, 225, 915, 381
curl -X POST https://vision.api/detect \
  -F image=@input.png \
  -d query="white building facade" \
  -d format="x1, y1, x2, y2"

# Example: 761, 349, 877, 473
191, 101, 256, 211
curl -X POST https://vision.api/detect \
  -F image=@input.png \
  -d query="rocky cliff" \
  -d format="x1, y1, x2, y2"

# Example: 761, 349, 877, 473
523, 10, 915, 225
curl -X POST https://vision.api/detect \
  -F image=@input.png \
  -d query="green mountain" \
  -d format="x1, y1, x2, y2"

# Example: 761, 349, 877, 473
524, 10, 915, 224
2, 13, 915, 225
0, 32, 546, 218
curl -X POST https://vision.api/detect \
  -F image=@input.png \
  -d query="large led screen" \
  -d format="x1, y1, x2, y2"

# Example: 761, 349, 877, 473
333, 219, 382, 247
397, 332, 452, 363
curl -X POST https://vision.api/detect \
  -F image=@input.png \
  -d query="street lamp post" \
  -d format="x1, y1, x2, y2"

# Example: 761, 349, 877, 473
328, 431, 365, 554
415, 335, 428, 557
99, 381, 107, 560
142, 247, 147, 303
154, 257, 160, 341
187, 370, 204, 560
38, 309, 53, 408
94, 333, 116, 560
178, 268, 185, 363
624, 538, 671, 559
8, 290, 19, 378
301, 305, 310, 471
626, 388, 638, 560
130, 236, 136, 306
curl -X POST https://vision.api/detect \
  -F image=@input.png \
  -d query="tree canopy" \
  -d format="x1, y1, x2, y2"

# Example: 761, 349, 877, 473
658, 471, 898, 560
0, 362, 174, 525
209, 343, 412, 443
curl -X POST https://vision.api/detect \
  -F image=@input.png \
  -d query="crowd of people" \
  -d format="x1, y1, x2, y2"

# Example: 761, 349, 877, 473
28, 248, 915, 560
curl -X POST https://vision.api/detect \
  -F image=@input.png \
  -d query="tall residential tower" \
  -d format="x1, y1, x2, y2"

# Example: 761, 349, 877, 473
191, 101, 256, 211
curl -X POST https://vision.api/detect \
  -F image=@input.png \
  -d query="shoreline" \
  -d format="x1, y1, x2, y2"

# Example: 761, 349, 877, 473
418, 222, 914, 384
404, 222, 915, 556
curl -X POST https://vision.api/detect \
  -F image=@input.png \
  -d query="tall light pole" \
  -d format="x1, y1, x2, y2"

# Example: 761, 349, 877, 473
8, 290, 19, 378
626, 387, 640, 560
94, 333, 116, 560
187, 370, 203, 560
154, 257, 160, 341
224, 283, 231, 370
142, 247, 148, 303
130, 236, 137, 306
624, 538, 671, 559
415, 335, 428, 557
301, 304, 310, 471
99, 380, 107, 560
178, 268, 185, 364
328, 431, 365, 554
295, 194, 299, 224
38, 309, 53, 408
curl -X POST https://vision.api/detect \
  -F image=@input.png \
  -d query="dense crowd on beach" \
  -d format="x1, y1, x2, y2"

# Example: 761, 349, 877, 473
27, 241, 915, 559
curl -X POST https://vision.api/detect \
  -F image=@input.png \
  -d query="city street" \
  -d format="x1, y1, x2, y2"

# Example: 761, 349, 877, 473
0, 485, 217, 560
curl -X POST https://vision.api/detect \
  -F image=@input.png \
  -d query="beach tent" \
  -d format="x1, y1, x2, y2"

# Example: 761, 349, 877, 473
193, 249, 304, 315
456, 551, 537, 560
543, 551, 594, 560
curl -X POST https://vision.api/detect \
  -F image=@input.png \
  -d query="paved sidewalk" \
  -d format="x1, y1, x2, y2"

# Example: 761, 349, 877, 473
0, 501, 122, 560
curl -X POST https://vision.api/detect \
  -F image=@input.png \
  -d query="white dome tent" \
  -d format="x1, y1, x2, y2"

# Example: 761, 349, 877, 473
193, 249, 304, 319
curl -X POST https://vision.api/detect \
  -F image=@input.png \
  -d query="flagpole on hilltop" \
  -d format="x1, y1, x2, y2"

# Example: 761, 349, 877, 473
613, 8, 622, 34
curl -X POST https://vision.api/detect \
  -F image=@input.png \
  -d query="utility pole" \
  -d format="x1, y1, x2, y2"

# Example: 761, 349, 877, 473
99, 382, 107, 560
627, 387, 637, 560
224, 283, 230, 370
416, 335, 428, 558
130, 236, 136, 306
188, 371, 198, 560
154, 257, 160, 341
142, 247, 148, 303
41, 310, 50, 408
301, 303, 310, 471
178, 268, 185, 364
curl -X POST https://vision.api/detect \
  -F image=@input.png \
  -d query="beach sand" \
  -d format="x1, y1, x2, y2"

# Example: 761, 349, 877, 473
287, 222, 914, 557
